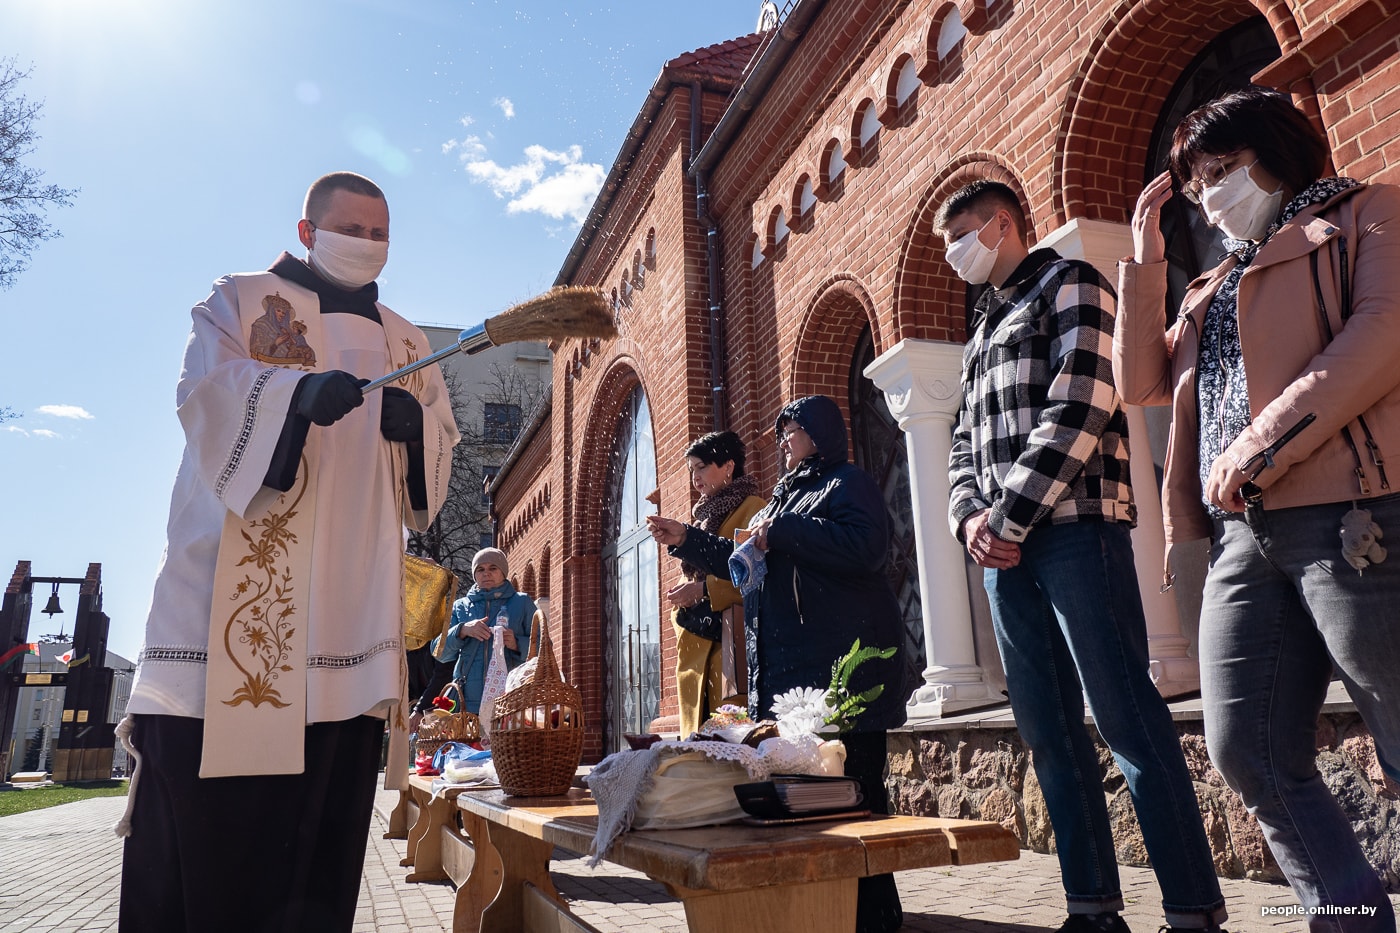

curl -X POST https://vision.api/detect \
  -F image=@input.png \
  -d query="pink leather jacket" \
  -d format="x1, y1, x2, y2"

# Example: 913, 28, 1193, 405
1114, 183, 1400, 578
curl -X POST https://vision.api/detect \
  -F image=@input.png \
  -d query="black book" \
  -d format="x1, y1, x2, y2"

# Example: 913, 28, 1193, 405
733, 774, 864, 820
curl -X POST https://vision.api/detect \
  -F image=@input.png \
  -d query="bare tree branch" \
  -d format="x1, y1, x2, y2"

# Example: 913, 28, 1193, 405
406, 360, 546, 593
0, 57, 78, 291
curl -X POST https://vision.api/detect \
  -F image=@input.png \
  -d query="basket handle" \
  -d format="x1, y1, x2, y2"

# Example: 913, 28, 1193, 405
526, 608, 543, 662
440, 679, 464, 709
532, 619, 563, 684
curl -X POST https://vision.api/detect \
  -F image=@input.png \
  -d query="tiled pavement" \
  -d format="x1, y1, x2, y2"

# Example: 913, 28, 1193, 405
2, 782, 1396, 932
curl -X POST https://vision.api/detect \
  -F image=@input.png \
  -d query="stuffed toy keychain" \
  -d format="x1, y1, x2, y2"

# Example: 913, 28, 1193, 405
1340, 508, 1387, 573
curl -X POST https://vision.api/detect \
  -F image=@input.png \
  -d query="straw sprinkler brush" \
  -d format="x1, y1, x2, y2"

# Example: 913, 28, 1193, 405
360, 285, 614, 393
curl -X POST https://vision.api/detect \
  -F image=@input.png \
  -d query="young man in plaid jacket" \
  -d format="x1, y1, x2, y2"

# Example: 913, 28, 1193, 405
940, 181, 1227, 933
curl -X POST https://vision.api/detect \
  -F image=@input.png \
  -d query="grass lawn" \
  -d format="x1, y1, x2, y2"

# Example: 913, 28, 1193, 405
0, 780, 128, 818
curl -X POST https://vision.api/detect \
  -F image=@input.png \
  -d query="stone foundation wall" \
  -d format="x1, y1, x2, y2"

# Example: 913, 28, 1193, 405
886, 712, 1399, 889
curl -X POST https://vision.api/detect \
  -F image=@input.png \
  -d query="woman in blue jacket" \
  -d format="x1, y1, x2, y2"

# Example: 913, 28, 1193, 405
413, 547, 535, 718
648, 394, 908, 933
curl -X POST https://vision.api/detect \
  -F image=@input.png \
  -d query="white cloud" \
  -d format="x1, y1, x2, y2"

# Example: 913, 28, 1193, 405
504, 161, 607, 223
4, 425, 27, 436
442, 133, 489, 159
36, 404, 94, 420
493, 97, 515, 119
32, 429, 60, 439
449, 141, 605, 225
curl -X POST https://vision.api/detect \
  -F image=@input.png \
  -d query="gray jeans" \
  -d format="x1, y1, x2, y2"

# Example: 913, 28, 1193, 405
1203, 493, 1400, 932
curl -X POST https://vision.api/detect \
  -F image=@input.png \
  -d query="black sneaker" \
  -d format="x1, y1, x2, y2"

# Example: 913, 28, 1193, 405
1057, 915, 1132, 933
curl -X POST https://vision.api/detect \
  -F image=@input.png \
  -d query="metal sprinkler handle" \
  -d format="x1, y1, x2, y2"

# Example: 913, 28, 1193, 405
359, 323, 490, 393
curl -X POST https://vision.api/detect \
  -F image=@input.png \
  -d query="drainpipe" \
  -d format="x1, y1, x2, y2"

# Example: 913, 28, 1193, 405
691, 80, 727, 433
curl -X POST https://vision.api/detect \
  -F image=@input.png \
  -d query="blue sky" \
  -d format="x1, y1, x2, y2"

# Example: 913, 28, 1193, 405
1, 0, 763, 660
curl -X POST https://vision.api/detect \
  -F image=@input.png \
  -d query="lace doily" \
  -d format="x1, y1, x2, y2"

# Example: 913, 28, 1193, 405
651, 732, 834, 780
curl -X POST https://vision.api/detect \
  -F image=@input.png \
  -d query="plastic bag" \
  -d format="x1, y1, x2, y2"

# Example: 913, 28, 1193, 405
432, 741, 491, 773
478, 611, 511, 747
414, 749, 439, 776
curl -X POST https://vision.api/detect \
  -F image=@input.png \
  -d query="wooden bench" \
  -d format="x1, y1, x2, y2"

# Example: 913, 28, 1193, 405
397, 773, 499, 883
448, 787, 1019, 933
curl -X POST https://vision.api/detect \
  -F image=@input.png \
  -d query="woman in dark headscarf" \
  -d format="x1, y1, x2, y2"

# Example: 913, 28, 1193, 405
648, 395, 908, 933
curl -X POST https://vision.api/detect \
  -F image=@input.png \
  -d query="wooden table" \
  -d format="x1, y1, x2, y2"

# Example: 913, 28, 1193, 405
452, 787, 1019, 933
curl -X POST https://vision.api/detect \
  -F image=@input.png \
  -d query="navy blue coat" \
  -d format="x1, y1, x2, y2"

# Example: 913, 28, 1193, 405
671, 395, 908, 732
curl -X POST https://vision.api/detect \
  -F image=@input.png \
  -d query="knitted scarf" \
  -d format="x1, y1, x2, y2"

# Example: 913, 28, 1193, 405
680, 474, 761, 581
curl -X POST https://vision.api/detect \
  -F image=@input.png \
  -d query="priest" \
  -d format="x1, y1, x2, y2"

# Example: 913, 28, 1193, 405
115, 171, 459, 933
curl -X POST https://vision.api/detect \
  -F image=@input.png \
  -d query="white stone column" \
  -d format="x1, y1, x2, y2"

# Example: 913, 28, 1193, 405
865, 338, 1002, 721
1040, 218, 1199, 696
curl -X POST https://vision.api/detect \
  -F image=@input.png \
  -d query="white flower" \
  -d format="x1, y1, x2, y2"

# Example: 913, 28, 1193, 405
771, 686, 832, 718
771, 686, 837, 737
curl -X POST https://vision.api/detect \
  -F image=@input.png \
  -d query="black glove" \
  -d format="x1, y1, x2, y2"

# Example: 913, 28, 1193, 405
380, 386, 423, 442
295, 371, 366, 426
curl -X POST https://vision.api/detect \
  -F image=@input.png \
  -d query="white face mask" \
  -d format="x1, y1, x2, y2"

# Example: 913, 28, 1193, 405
945, 215, 1004, 285
1200, 162, 1283, 242
307, 227, 389, 289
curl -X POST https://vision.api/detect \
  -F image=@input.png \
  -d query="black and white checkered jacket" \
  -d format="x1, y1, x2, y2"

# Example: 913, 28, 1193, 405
948, 249, 1135, 543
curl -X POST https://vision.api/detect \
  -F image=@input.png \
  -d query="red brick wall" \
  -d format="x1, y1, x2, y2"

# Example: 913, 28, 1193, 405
500, 0, 1400, 760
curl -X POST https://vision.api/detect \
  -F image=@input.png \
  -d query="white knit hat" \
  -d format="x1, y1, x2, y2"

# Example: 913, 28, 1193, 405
472, 547, 509, 578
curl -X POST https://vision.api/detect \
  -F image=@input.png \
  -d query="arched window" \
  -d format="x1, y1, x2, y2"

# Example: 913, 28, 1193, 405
824, 138, 847, 187
856, 100, 880, 149
937, 9, 967, 61
770, 205, 790, 247
794, 174, 816, 219
600, 387, 659, 750
849, 328, 923, 686
1148, 17, 1280, 312
893, 55, 920, 106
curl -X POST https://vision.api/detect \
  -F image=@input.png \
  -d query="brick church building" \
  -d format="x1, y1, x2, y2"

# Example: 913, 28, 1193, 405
487, 0, 1400, 878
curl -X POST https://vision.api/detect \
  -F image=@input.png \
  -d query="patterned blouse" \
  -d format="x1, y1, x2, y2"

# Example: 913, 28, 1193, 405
1195, 176, 1360, 517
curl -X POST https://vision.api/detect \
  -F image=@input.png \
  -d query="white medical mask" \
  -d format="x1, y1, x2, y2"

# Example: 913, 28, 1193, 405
307, 227, 389, 289
1200, 162, 1283, 242
945, 216, 1004, 285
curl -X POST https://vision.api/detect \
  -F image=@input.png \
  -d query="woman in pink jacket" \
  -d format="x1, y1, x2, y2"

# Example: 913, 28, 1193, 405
1116, 85, 1400, 931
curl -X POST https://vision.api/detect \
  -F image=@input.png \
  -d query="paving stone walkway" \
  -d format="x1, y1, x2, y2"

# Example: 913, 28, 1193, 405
1, 782, 1394, 932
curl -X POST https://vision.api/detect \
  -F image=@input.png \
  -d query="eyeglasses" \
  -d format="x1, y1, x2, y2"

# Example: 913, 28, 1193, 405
778, 429, 804, 447
1181, 151, 1244, 204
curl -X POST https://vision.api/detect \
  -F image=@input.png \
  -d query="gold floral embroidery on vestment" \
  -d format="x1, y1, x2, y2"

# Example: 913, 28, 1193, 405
217, 455, 310, 708
395, 337, 424, 395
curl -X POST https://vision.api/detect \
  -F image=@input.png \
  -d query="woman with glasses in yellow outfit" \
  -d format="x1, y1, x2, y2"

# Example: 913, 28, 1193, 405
663, 431, 765, 737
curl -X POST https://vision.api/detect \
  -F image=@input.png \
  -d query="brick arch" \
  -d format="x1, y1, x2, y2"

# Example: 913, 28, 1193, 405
571, 351, 648, 759
1054, 0, 1303, 224
789, 275, 880, 435
892, 154, 1028, 344
919, 2, 966, 85
539, 544, 550, 600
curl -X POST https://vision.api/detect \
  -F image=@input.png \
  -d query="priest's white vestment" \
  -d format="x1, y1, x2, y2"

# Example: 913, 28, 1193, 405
127, 267, 458, 777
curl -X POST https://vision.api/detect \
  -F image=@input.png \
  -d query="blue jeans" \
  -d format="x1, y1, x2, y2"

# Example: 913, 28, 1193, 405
985, 520, 1226, 928
1203, 494, 1400, 933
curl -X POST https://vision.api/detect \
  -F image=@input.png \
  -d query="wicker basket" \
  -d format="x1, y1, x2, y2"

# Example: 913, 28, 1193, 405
489, 622, 584, 796
413, 681, 482, 762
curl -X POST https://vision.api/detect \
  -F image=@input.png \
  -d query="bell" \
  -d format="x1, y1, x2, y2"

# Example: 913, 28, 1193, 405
41, 588, 63, 618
